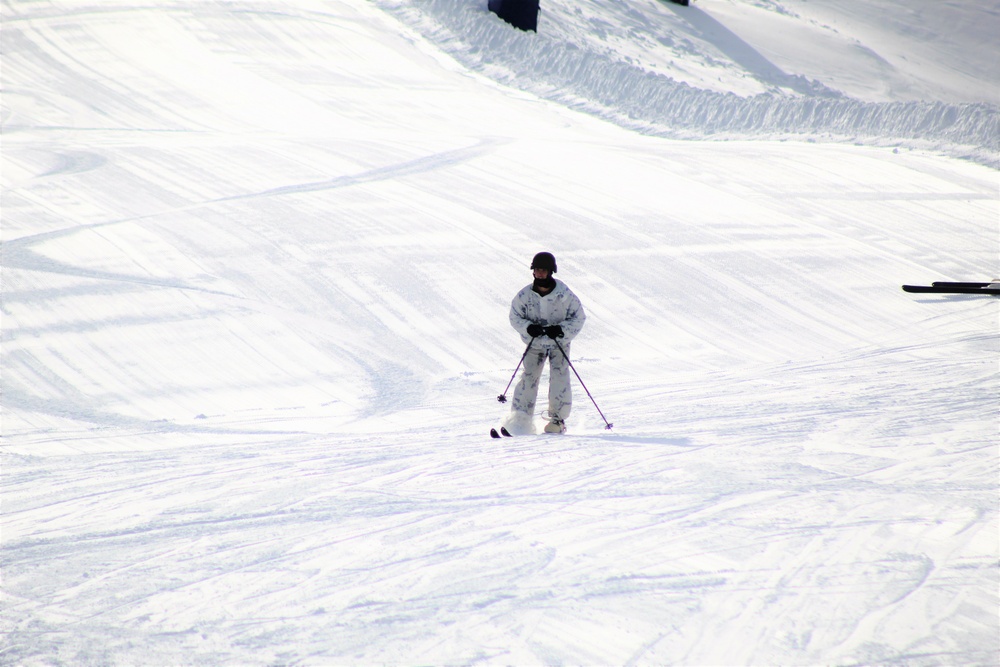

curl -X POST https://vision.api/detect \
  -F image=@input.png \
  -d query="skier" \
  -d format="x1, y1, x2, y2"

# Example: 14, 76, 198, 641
502, 251, 586, 434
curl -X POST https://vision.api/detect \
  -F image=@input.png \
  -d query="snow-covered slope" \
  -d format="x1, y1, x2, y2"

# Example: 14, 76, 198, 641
2, 0, 997, 664
380, 0, 998, 162
386, 0, 1000, 104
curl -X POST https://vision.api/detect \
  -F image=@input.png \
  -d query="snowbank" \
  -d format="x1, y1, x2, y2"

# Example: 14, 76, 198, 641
378, 0, 998, 164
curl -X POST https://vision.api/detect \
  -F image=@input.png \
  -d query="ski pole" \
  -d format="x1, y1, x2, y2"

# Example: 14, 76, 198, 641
497, 337, 536, 403
552, 338, 613, 430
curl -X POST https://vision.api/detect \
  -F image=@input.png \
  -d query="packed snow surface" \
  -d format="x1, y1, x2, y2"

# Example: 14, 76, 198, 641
2, 0, 998, 665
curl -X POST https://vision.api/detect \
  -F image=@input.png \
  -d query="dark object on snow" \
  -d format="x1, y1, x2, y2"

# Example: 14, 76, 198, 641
932, 281, 997, 289
667, 0, 690, 5
489, 0, 540, 32
902, 283, 1000, 295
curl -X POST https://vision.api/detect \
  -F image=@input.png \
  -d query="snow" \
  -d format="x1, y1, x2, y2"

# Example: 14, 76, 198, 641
1, 0, 997, 664
379, 0, 998, 164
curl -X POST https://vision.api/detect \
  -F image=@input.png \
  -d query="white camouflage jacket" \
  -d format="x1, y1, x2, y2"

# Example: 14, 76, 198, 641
509, 279, 586, 349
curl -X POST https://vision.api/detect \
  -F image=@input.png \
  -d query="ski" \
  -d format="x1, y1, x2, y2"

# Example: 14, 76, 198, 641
489, 427, 513, 438
931, 281, 994, 289
902, 285, 1000, 295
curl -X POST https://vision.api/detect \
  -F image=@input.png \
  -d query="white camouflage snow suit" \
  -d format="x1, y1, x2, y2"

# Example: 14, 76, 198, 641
505, 279, 586, 433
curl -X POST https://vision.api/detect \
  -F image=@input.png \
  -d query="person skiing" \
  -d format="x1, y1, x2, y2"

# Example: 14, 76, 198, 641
502, 251, 586, 434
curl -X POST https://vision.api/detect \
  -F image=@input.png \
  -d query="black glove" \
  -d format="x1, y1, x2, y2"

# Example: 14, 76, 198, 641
526, 323, 545, 338
544, 325, 564, 339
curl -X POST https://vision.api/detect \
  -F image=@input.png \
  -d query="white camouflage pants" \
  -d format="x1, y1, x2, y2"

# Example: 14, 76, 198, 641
510, 343, 572, 422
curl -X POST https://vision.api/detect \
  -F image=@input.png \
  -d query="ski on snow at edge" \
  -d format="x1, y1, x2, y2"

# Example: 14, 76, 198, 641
931, 281, 996, 289
902, 284, 1000, 294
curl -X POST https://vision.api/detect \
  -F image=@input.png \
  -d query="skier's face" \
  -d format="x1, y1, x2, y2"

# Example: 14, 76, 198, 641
533, 268, 551, 280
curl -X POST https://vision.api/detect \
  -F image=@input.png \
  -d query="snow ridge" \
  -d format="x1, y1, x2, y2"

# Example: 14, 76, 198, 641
377, 0, 998, 164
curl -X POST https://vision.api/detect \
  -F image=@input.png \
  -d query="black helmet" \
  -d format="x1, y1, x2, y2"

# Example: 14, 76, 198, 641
531, 251, 557, 273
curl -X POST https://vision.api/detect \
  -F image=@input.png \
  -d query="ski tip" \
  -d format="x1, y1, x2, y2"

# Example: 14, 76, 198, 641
500, 427, 512, 437
490, 428, 501, 439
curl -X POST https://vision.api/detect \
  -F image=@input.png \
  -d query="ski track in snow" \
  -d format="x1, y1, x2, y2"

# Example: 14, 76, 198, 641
1, 0, 998, 664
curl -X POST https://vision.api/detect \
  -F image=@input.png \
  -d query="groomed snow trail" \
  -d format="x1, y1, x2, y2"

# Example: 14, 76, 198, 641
1, 0, 997, 664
